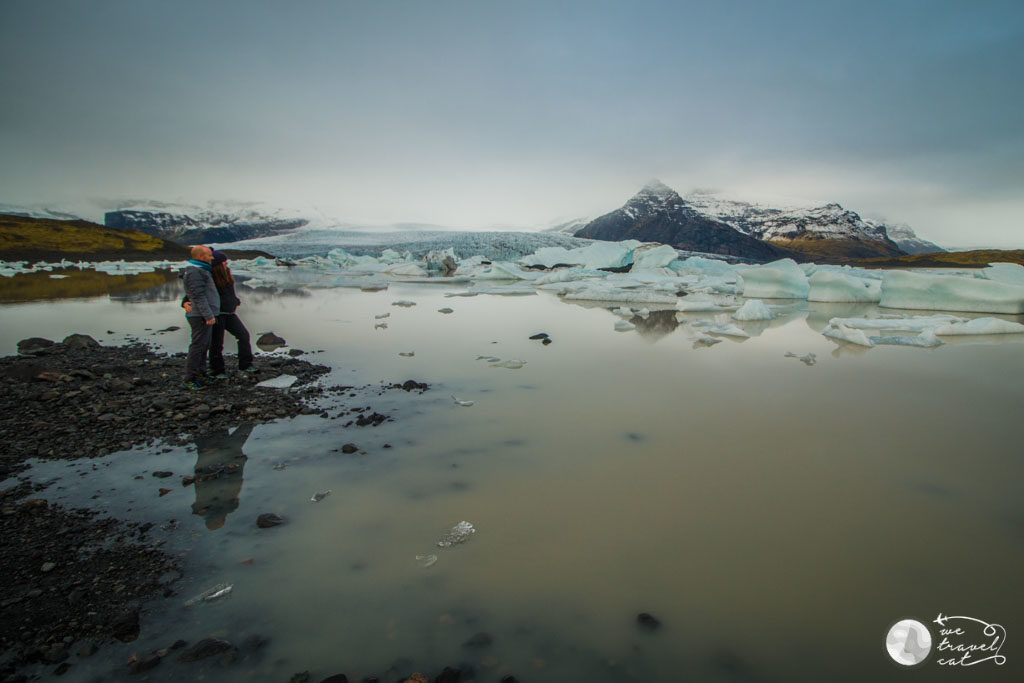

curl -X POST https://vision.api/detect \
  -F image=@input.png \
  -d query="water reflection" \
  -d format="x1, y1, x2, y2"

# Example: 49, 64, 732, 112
0, 268, 179, 302
190, 423, 254, 530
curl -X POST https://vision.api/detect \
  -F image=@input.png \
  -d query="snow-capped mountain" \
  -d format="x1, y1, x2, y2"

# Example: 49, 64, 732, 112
103, 200, 314, 244
575, 180, 785, 260
881, 223, 945, 255
681, 191, 905, 260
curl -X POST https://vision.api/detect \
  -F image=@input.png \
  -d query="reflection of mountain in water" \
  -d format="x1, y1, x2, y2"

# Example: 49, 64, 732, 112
190, 423, 254, 531
0, 269, 179, 303
628, 310, 681, 341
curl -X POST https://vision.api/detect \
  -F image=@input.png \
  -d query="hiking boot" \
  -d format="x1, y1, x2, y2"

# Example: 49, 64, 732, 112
183, 379, 204, 391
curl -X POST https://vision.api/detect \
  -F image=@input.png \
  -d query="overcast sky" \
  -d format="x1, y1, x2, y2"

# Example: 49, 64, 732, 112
1, 0, 1022, 246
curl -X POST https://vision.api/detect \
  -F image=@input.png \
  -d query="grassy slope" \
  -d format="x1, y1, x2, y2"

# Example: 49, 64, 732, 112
0, 214, 188, 261
854, 249, 1024, 268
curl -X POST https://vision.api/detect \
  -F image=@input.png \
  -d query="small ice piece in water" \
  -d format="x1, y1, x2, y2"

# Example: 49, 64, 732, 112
784, 352, 817, 366
416, 554, 438, 568
360, 283, 388, 292
475, 355, 501, 362
272, 463, 287, 470
732, 299, 776, 321
311, 490, 331, 502
256, 374, 298, 388
693, 333, 722, 347
704, 323, 750, 338
869, 330, 943, 347
635, 307, 651, 318
614, 320, 635, 332
933, 317, 1024, 335
490, 359, 526, 369
437, 521, 476, 548
822, 323, 874, 347
374, 313, 390, 319
451, 394, 474, 407
438, 307, 454, 314
392, 300, 417, 307
612, 306, 633, 317
185, 583, 233, 606
399, 351, 415, 357
375, 322, 388, 329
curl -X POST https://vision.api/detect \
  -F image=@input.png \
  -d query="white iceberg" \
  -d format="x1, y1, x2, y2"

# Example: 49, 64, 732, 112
827, 315, 964, 332
732, 299, 775, 321
520, 240, 641, 270
532, 268, 606, 285
977, 262, 1024, 287
822, 322, 874, 347
808, 270, 882, 303
738, 259, 809, 299
932, 317, 1024, 335
630, 244, 679, 270
879, 270, 1024, 314
614, 320, 635, 331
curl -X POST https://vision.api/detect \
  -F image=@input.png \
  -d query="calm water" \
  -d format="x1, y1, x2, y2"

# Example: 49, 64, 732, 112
2, 271, 1023, 682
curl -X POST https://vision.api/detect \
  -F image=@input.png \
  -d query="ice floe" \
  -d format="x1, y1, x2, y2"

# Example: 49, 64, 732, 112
732, 299, 775, 321
879, 270, 1024, 314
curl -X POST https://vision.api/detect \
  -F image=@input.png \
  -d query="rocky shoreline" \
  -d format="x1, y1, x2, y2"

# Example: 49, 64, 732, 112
0, 335, 447, 682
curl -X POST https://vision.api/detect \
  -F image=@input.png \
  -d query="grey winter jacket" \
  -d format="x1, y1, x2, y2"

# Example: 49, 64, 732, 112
180, 265, 221, 320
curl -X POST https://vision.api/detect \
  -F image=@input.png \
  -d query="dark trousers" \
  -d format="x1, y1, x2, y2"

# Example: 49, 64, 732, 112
186, 317, 213, 381
209, 313, 253, 374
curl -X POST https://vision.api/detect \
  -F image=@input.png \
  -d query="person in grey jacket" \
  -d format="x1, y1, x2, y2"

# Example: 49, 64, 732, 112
180, 245, 221, 390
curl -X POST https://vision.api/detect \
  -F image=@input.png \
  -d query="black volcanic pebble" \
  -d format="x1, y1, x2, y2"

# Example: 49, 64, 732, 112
636, 612, 661, 629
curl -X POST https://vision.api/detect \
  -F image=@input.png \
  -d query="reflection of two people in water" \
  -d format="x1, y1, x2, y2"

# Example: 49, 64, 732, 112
190, 423, 254, 530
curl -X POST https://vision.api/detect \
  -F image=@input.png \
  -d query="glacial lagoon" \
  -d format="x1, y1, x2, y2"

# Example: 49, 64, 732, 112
2, 267, 1023, 682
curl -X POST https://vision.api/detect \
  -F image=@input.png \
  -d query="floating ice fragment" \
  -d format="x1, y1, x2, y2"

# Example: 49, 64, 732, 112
360, 283, 388, 292
475, 355, 501, 362
185, 583, 233, 606
614, 320, 635, 332
489, 359, 526, 369
392, 300, 417, 307
693, 333, 722, 347
612, 306, 633, 317
738, 259, 809, 299
822, 323, 874, 347
732, 299, 775, 321
272, 463, 287, 471
451, 394, 474, 407
49, 274, 68, 279
375, 322, 388, 329
416, 554, 438, 568
256, 374, 298, 389
311, 490, 331, 502
704, 323, 750, 338
437, 521, 476, 548
808, 270, 882, 302
932, 317, 1024, 335
438, 307, 454, 314
827, 315, 962, 332
374, 313, 390, 319
880, 270, 1024, 314
784, 352, 817, 366
399, 351, 415, 357
444, 291, 479, 297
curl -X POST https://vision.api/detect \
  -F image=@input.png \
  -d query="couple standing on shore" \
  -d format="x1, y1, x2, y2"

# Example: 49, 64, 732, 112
180, 245, 254, 390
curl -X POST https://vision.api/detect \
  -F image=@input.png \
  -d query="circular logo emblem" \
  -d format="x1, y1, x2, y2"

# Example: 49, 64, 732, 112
886, 619, 932, 666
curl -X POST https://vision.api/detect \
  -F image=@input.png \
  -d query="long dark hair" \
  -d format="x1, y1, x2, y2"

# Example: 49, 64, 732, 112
211, 262, 234, 287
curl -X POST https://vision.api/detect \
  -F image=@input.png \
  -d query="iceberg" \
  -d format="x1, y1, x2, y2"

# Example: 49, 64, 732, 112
532, 268, 606, 285
869, 331, 943, 348
630, 244, 679, 270
737, 259, 809, 299
822, 322, 874, 347
879, 270, 1024, 314
614, 320, 635, 332
932, 317, 1024, 335
827, 315, 964, 332
699, 323, 750, 338
977, 262, 1024, 287
808, 270, 882, 303
675, 297, 737, 313
732, 299, 775, 321
670, 256, 738, 278
561, 285, 678, 304
520, 240, 642, 270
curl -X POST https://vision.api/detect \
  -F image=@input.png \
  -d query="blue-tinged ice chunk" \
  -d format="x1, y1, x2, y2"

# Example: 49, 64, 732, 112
880, 270, 1024, 314
808, 270, 882, 302
737, 259, 809, 299
732, 299, 776, 321
977, 262, 1024, 287
520, 240, 642, 270
822, 322, 874, 347
933, 317, 1024, 335
630, 244, 679, 270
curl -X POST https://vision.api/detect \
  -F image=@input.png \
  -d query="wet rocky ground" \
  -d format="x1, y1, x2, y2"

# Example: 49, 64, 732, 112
0, 334, 440, 682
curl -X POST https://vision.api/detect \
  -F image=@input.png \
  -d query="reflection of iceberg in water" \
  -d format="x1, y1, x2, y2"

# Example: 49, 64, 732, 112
190, 423, 254, 530
628, 310, 680, 341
